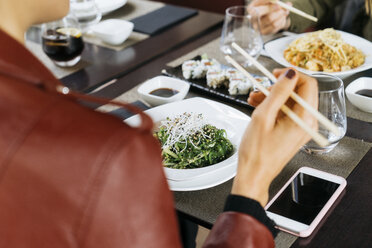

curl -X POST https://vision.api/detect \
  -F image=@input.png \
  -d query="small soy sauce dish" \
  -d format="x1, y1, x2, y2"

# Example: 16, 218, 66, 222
345, 77, 372, 113
138, 76, 190, 107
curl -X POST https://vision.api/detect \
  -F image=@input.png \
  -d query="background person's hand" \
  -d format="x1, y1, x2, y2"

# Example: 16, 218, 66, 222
231, 69, 318, 206
248, 0, 292, 35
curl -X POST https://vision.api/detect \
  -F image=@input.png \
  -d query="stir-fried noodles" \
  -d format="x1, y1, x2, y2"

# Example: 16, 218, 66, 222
284, 29, 365, 72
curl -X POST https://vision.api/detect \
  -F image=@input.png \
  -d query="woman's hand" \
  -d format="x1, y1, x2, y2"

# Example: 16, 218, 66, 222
248, 0, 292, 35
231, 69, 318, 206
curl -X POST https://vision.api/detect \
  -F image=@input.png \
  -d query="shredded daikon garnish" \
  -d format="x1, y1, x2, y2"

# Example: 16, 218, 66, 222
159, 112, 206, 150
154, 113, 234, 169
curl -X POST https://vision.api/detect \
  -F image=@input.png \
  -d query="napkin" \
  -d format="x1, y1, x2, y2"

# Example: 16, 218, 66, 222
130, 5, 198, 35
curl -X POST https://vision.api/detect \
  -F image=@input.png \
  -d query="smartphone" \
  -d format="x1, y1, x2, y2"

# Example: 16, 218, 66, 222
265, 167, 346, 237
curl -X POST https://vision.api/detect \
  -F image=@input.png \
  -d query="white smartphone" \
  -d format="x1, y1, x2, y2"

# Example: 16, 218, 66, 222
265, 167, 346, 237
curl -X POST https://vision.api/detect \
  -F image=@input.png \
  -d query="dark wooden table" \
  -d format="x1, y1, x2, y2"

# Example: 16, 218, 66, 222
60, 10, 223, 93
62, 9, 372, 248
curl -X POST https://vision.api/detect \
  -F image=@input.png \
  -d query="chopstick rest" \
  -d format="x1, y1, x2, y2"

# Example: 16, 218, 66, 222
272, 0, 318, 22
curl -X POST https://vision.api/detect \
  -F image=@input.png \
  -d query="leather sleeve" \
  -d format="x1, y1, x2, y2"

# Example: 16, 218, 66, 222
202, 212, 275, 248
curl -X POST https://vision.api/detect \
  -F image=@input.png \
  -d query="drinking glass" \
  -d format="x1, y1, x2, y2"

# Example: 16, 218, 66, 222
41, 15, 84, 67
220, 5, 263, 67
302, 74, 347, 154
70, 0, 102, 31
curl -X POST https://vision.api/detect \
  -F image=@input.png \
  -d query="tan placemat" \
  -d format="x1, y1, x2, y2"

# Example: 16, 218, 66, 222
25, 0, 164, 79
26, 40, 89, 79
342, 72, 372, 123
172, 136, 371, 248
97, 80, 371, 248
83, 0, 164, 51
166, 37, 372, 123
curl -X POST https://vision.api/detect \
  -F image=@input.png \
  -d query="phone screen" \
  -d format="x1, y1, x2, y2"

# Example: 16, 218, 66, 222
267, 172, 340, 225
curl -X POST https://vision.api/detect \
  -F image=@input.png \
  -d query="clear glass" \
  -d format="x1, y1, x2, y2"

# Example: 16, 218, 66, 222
220, 5, 263, 67
41, 15, 84, 67
70, 0, 102, 31
302, 74, 347, 154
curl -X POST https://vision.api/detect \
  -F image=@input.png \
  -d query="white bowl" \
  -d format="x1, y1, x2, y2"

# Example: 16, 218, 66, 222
125, 97, 251, 190
138, 76, 190, 107
91, 19, 133, 45
345, 77, 372, 113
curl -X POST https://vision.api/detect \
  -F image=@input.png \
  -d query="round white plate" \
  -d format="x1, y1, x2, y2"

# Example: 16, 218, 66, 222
125, 97, 251, 191
265, 30, 372, 79
96, 0, 127, 15
167, 162, 236, 191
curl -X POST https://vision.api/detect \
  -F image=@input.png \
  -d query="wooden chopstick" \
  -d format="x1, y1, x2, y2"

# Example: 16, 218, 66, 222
273, 0, 318, 23
225, 55, 329, 147
231, 42, 341, 137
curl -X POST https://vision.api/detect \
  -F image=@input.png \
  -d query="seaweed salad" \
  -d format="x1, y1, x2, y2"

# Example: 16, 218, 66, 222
154, 113, 234, 169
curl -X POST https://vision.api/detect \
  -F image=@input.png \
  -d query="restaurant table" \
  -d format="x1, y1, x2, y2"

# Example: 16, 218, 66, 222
30, 4, 372, 247
26, 0, 223, 92
93, 36, 372, 248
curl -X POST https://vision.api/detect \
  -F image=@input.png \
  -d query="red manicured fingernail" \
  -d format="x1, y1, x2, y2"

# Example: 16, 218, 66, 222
285, 69, 296, 79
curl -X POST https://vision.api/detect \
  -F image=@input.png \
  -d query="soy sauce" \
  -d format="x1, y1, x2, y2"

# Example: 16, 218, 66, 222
150, 88, 179, 98
355, 89, 372, 98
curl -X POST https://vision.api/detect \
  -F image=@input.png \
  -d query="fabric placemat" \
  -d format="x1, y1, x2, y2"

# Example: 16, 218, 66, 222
173, 136, 372, 248
25, 0, 165, 78
82, 0, 164, 51
166, 36, 372, 123
130, 5, 198, 35
96, 78, 371, 248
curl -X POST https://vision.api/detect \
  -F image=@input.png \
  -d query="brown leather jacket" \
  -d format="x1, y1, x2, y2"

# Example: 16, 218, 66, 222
0, 29, 274, 248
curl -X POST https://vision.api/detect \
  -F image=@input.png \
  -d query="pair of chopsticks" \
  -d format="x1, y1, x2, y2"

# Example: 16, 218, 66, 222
225, 42, 340, 147
271, 0, 318, 23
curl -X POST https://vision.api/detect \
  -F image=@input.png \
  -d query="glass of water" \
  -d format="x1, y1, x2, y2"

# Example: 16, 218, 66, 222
220, 5, 263, 67
70, 0, 102, 31
302, 74, 347, 154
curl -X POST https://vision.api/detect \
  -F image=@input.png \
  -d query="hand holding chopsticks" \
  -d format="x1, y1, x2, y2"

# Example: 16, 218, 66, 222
272, 0, 318, 22
225, 55, 329, 147
231, 42, 341, 138
226, 43, 341, 147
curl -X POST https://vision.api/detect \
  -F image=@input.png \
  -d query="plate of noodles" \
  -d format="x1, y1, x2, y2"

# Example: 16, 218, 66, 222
265, 29, 372, 78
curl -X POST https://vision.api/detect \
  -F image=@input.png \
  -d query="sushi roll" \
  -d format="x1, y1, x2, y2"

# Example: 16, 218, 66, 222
252, 76, 271, 92
192, 59, 220, 79
200, 59, 220, 71
224, 68, 243, 80
206, 68, 228, 89
182, 60, 199, 80
228, 78, 252, 95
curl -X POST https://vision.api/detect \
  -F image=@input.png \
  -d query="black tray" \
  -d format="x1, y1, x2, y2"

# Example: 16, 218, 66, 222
162, 56, 258, 109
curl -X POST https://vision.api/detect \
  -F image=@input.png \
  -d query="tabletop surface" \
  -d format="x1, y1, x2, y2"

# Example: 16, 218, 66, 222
92, 30, 372, 248
30, 3, 372, 247
61, 10, 223, 93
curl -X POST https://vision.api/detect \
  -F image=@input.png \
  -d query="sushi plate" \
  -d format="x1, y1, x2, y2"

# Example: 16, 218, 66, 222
162, 55, 271, 109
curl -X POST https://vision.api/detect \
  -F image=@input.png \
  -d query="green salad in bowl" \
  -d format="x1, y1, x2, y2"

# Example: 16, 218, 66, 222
154, 113, 234, 169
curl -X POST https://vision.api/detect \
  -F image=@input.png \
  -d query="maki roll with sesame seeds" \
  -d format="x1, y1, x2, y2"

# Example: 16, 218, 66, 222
206, 68, 228, 89
182, 60, 199, 80
228, 78, 252, 95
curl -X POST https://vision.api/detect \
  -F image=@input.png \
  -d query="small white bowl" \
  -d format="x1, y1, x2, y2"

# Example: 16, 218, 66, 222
138, 76, 190, 107
91, 19, 133, 45
345, 77, 372, 113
